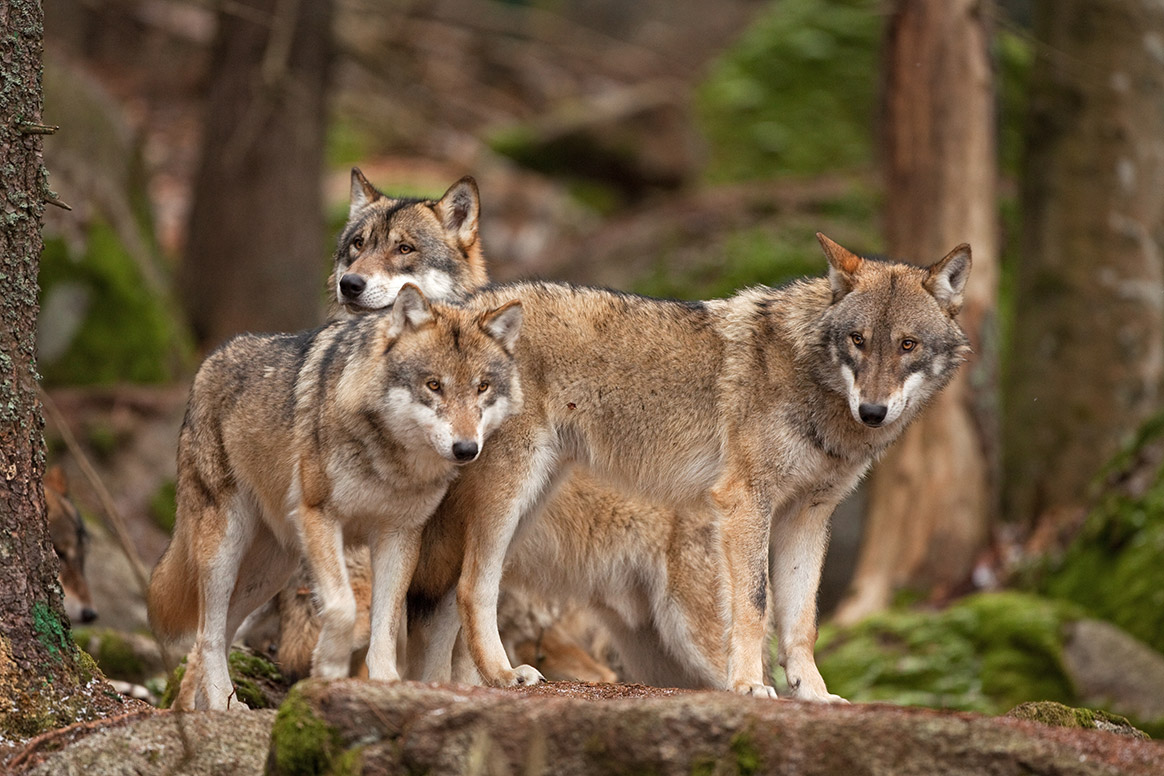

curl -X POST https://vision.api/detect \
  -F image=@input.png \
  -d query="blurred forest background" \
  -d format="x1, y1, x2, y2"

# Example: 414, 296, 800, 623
28, 0, 1164, 734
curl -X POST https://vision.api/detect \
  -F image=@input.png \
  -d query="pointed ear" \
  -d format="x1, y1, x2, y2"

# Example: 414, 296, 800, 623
480, 299, 522, 353
350, 167, 382, 218
387, 283, 433, 338
817, 232, 864, 301
925, 243, 972, 314
433, 176, 480, 248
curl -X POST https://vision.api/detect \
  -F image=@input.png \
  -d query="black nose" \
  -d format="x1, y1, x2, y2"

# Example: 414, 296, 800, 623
452, 441, 479, 461
80, 607, 98, 624
858, 403, 888, 426
339, 273, 366, 299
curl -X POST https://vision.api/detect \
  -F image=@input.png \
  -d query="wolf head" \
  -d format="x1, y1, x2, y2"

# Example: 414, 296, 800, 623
331, 169, 489, 316
44, 465, 97, 624
374, 284, 523, 464
816, 233, 972, 430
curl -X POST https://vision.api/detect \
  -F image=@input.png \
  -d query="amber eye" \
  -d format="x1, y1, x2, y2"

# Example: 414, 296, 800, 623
850, 332, 865, 347
399, 244, 414, 254
901, 339, 917, 352
478, 381, 489, 394
351, 235, 364, 250
426, 379, 441, 392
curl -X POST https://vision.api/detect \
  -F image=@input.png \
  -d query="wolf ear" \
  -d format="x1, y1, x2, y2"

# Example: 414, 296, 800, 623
388, 283, 434, 337
350, 167, 382, 218
480, 299, 523, 353
44, 465, 67, 494
434, 177, 480, 248
817, 232, 864, 301
925, 243, 972, 315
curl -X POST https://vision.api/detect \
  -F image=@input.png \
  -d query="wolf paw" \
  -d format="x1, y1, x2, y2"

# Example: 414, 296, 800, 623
504, 664, 546, 687
734, 682, 779, 699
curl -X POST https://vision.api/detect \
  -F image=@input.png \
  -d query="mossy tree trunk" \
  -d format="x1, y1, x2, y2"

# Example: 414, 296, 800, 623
1005, 0, 1164, 541
835, 0, 999, 624
0, 0, 114, 740
179, 0, 332, 350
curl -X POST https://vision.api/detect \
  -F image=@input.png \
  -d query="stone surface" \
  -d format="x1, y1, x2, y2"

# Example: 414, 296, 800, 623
1062, 619, 1164, 724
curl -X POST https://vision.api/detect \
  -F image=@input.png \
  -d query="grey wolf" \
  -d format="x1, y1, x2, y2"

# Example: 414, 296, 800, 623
147, 284, 523, 710
406, 233, 971, 700
330, 169, 487, 317
45, 465, 98, 624
329, 171, 970, 700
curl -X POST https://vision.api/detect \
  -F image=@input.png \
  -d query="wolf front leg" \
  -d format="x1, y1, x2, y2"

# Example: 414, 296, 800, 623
769, 492, 848, 703
298, 505, 357, 680
715, 479, 778, 698
365, 523, 424, 681
455, 439, 560, 688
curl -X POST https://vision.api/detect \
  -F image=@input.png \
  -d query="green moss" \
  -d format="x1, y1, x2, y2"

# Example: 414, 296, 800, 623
696, 0, 881, 181
269, 684, 346, 776
31, 599, 70, 662
1039, 411, 1164, 655
72, 627, 144, 681
1007, 701, 1148, 739
158, 649, 284, 710
37, 220, 193, 386
815, 592, 1080, 714
730, 731, 761, 776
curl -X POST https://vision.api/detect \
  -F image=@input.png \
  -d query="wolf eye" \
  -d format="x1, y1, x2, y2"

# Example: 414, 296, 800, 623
901, 339, 917, 352
477, 381, 489, 394
850, 332, 865, 348
399, 244, 414, 254
426, 379, 441, 392
351, 235, 364, 250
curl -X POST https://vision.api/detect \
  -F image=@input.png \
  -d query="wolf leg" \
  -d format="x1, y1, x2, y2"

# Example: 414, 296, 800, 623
365, 524, 424, 681
457, 438, 562, 688
181, 492, 258, 710
223, 525, 299, 647
769, 496, 846, 703
715, 480, 777, 698
298, 506, 356, 679
408, 588, 462, 682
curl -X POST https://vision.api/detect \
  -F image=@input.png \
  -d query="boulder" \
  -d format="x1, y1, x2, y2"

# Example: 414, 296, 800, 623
267, 679, 1164, 775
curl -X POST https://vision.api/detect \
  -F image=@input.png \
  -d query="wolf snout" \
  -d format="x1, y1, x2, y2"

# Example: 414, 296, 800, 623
858, 403, 888, 427
452, 440, 479, 462
80, 606, 98, 624
339, 273, 366, 300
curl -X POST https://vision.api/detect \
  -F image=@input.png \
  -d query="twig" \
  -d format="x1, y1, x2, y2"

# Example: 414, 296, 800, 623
37, 387, 158, 600
16, 121, 59, 135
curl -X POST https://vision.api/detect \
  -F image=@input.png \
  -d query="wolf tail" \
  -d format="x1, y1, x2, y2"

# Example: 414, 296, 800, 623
147, 513, 200, 642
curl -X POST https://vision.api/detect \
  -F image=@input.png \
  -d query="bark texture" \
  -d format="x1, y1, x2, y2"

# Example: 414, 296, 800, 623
0, 0, 123, 741
179, 0, 332, 349
1006, 0, 1164, 536
835, 0, 998, 623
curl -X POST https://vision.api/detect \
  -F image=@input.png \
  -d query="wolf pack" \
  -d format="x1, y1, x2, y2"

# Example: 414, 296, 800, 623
143, 169, 972, 710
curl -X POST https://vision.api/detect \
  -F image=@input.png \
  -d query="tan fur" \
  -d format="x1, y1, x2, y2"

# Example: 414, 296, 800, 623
147, 285, 523, 710
44, 466, 97, 624
408, 236, 971, 700
326, 172, 970, 701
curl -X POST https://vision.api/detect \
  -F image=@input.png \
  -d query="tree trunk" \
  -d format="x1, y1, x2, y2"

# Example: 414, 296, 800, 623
834, 0, 998, 624
1006, 0, 1164, 541
179, 0, 332, 349
0, 0, 120, 740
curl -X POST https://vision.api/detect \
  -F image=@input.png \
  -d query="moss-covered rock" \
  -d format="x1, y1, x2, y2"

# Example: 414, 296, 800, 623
72, 627, 164, 685
1006, 701, 1148, 740
158, 648, 288, 711
267, 684, 355, 776
815, 592, 1082, 714
1040, 412, 1164, 657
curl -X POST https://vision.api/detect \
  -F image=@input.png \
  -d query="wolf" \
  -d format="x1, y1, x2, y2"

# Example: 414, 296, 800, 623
330, 169, 487, 317
146, 284, 523, 710
330, 176, 970, 701
405, 233, 971, 700
45, 465, 98, 625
